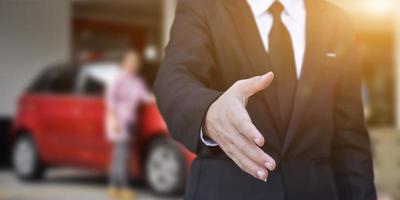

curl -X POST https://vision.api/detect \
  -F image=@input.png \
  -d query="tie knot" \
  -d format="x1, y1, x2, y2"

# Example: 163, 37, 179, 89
268, 1, 284, 17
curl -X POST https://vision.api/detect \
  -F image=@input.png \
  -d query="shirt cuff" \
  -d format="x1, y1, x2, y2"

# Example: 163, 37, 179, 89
200, 127, 218, 147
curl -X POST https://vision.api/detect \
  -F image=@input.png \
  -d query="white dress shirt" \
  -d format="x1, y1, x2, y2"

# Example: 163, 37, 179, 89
201, 0, 306, 146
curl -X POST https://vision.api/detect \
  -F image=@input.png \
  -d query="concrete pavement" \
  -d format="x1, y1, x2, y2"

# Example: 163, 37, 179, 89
0, 168, 182, 200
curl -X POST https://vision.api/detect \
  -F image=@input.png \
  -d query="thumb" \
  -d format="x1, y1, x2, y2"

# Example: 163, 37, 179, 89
235, 72, 274, 97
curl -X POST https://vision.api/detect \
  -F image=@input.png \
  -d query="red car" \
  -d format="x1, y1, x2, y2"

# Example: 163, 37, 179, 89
10, 62, 195, 195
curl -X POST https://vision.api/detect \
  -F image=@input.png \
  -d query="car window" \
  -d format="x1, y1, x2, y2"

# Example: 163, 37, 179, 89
82, 76, 105, 96
28, 71, 50, 93
47, 69, 77, 94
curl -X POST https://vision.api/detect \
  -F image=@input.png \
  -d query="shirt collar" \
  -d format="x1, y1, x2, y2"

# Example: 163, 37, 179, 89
247, 0, 305, 20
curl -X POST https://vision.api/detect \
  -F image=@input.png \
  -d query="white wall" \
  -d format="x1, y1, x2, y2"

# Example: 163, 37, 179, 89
0, 0, 71, 117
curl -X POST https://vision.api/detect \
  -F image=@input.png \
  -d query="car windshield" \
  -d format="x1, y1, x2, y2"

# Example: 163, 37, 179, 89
75, 62, 121, 96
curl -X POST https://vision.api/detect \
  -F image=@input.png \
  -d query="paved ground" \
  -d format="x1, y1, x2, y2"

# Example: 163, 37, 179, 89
0, 168, 182, 200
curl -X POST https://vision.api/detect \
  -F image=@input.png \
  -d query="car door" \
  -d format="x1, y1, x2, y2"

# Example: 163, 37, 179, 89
72, 71, 111, 170
38, 67, 82, 164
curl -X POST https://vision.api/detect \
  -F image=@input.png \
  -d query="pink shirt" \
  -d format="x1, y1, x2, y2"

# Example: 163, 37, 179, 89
105, 72, 150, 142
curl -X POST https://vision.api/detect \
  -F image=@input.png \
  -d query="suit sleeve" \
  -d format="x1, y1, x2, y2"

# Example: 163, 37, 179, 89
153, 0, 222, 153
331, 17, 377, 200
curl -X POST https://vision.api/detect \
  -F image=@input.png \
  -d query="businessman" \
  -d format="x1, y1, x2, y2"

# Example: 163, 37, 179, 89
154, 0, 376, 199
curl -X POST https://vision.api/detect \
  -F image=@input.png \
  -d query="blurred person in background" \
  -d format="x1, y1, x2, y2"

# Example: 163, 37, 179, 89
105, 50, 152, 200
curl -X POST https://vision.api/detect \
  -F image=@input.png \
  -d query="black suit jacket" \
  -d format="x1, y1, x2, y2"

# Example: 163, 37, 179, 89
154, 0, 377, 199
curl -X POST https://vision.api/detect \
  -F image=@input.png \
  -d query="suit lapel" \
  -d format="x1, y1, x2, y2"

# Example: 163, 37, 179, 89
281, 0, 334, 154
221, 0, 284, 143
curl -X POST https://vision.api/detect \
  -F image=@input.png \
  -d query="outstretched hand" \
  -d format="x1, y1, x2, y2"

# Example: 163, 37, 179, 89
203, 72, 276, 182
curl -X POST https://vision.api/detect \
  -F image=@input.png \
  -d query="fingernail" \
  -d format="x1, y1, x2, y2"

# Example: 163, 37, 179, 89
264, 162, 272, 170
261, 73, 269, 80
268, 72, 274, 79
256, 170, 265, 179
261, 72, 274, 81
254, 138, 262, 146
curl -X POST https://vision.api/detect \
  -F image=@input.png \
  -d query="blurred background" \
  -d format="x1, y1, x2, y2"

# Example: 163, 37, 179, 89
0, 0, 399, 199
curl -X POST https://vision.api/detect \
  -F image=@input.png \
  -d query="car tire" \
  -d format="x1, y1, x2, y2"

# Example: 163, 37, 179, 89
145, 137, 186, 195
12, 134, 45, 181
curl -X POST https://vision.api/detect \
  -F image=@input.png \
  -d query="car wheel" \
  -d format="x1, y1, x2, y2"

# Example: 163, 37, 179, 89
12, 134, 45, 180
145, 137, 186, 195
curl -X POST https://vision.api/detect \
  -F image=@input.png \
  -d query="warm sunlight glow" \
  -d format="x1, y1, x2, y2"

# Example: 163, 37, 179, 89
364, 0, 393, 15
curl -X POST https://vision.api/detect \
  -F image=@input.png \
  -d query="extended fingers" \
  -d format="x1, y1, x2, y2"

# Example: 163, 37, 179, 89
221, 140, 269, 182
229, 106, 276, 171
233, 130, 276, 172
228, 105, 264, 146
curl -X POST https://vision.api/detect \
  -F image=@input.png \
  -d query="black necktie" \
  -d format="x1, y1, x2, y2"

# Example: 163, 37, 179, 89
268, 1, 298, 135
